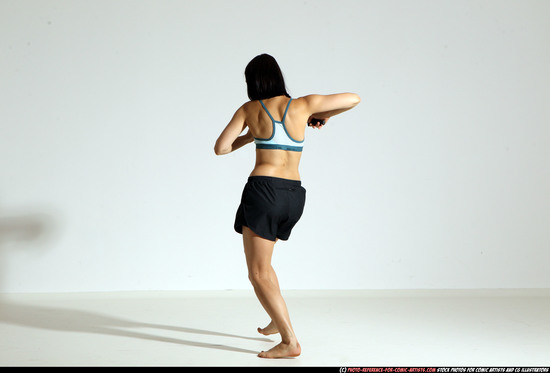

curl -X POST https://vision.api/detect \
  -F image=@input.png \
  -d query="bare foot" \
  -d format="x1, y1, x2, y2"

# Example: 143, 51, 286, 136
258, 341, 301, 359
257, 321, 279, 336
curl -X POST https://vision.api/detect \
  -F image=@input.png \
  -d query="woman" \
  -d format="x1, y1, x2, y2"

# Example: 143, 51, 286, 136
214, 54, 360, 358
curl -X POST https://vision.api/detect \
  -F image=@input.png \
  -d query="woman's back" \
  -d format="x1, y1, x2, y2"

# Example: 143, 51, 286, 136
243, 95, 309, 181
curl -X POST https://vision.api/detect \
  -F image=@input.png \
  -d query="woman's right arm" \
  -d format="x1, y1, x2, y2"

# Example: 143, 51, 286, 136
303, 93, 361, 119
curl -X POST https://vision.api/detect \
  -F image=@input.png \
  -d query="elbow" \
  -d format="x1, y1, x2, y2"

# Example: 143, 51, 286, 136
351, 93, 361, 107
214, 142, 223, 155
214, 142, 229, 156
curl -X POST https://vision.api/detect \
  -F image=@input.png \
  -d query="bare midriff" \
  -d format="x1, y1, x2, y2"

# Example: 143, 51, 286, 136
249, 148, 302, 181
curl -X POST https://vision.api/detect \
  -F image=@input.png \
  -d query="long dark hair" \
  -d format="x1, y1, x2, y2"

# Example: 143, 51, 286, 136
245, 54, 290, 101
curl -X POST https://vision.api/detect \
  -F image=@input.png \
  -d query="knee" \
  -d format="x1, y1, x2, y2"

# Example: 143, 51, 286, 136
248, 270, 271, 288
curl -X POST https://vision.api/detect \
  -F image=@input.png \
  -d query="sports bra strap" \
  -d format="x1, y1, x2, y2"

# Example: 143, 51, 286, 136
282, 98, 292, 124
259, 100, 276, 123
259, 98, 293, 123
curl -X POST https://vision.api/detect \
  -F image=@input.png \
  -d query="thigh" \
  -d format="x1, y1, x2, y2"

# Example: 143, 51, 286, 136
243, 226, 276, 274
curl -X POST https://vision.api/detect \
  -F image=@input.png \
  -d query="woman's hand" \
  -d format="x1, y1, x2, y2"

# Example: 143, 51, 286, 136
307, 116, 329, 129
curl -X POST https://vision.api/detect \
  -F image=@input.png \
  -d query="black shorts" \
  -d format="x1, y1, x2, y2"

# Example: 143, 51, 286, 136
234, 176, 306, 241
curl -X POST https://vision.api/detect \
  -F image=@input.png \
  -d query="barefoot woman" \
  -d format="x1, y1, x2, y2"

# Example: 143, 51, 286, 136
214, 54, 360, 358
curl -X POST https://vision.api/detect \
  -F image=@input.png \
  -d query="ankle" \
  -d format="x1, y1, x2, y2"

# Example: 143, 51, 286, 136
281, 335, 298, 345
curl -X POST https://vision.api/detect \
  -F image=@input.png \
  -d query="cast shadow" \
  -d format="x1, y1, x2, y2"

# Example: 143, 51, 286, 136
0, 208, 271, 355
0, 209, 59, 290
0, 212, 57, 251
0, 300, 272, 355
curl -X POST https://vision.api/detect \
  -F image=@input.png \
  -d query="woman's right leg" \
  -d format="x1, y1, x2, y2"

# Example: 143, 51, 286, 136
242, 226, 301, 358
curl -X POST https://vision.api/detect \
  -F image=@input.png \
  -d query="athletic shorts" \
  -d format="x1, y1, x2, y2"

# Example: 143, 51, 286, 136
234, 176, 306, 241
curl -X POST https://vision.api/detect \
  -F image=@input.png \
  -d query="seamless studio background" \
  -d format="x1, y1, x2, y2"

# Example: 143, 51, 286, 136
1, 0, 549, 293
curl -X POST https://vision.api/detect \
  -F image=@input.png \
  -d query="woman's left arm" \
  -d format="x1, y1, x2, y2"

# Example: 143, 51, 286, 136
214, 106, 253, 155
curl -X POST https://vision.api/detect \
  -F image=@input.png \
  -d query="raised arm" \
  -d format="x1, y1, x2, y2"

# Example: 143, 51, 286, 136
303, 93, 361, 119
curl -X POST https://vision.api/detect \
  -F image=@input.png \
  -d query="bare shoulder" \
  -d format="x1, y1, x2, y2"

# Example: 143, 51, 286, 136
293, 95, 317, 105
292, 95, 328, 111
289, 96, 315, 112
241, 100, 257, 110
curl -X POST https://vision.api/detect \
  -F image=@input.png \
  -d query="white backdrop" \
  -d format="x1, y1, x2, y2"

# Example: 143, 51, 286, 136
1, 0, 549, 293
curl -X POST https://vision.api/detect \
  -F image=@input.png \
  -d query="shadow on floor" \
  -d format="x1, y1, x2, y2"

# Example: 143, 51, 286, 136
0, 208, 271, 356
0, 300, 272, 355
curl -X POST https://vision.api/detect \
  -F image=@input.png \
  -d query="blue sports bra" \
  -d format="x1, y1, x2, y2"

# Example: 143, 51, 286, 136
254, 98, 304, 152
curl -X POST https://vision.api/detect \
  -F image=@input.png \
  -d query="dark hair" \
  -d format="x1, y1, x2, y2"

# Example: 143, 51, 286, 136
244, 54, 290, 101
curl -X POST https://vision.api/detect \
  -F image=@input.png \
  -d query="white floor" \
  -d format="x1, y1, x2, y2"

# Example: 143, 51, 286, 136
0, 289, 549, 367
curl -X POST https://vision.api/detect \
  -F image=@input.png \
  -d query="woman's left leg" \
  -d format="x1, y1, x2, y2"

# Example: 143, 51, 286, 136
257, 237, 281, 336
242, 226, 301, 358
